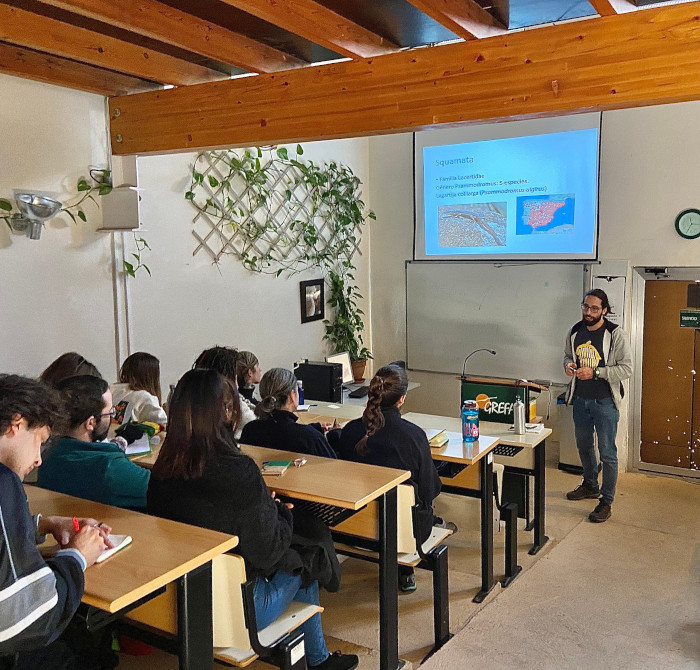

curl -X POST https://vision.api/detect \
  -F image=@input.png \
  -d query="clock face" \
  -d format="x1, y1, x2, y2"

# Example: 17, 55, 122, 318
676, 209, 700, 240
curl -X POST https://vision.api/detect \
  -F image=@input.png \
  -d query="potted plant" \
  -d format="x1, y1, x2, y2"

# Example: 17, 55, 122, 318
323, 269, 372, 382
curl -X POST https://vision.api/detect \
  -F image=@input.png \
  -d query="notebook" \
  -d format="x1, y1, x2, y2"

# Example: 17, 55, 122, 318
96, 534, 132, 563
261, 460, 292, 477
426, 428, 449, 448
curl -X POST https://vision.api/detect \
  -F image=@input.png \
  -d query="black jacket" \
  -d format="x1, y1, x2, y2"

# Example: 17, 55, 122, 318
240, 410, 337, 459
147, 449, 296, 579
0, 464, 84, 657
337, 407, 442, 544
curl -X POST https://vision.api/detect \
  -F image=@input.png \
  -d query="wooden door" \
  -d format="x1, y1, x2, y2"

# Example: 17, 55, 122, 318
640, 281, 697, 469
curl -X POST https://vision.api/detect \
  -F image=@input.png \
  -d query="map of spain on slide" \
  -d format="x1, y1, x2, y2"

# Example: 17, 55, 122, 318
515, 194, 575, 235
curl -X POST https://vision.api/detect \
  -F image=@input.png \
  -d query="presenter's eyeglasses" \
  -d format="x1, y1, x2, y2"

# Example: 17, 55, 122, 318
581, 303, 602, 314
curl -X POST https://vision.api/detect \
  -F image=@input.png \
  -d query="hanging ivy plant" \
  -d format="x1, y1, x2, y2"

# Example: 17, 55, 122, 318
185, 145, 375, 360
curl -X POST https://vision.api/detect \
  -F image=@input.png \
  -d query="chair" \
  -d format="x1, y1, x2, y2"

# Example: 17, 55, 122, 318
331, 484, 453, 653
126, 552, 321, 668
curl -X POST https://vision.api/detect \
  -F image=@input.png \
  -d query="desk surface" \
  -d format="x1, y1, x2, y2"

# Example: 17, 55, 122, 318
401, 412, 499, 465
403, 412, 551, 449
135, 443, 409, 510
25, 486, 238, 613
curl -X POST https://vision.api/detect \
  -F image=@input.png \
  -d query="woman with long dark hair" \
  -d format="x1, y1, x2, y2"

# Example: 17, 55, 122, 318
336, 364, 449, 592
147, 369, 357, 670
240, 368, 337, 458
111, 352, 167, 426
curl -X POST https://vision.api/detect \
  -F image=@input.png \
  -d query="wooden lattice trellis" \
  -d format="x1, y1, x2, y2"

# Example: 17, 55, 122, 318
188, 150, 364, 270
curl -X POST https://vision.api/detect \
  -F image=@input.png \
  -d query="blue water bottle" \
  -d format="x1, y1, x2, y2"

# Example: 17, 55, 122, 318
296, 379, 304, 406
462, 400, 479, 443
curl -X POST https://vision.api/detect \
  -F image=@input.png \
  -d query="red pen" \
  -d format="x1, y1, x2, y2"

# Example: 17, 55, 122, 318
72, 517, 80, 532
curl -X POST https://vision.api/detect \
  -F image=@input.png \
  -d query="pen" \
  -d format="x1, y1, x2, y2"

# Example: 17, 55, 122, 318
72, 517, 80, 532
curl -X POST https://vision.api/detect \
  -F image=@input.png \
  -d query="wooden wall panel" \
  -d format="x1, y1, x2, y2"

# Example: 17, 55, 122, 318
108, 2, 700, 155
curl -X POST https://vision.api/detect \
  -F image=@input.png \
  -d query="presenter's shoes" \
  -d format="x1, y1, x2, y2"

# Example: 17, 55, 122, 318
399, 570, 417, 592
588, 500, 612, 523
566, 483, 601, 501
310, 651, 360, 670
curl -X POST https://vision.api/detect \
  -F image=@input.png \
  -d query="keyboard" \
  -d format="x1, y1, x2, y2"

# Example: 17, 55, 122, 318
493, 444, 524, 458
289, 499, 359, 527
348, 385, 370, 398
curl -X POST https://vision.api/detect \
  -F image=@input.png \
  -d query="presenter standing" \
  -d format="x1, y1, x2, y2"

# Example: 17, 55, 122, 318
563, 289, 632, 523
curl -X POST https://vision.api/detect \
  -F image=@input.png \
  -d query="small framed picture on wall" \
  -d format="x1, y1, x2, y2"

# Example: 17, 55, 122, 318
300, 279, 324, 323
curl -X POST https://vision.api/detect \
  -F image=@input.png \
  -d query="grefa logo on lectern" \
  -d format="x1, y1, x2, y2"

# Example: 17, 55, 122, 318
475, 393, 512, 416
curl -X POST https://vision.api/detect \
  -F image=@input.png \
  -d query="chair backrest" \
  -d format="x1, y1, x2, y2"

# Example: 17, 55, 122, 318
127, 552, 251, 650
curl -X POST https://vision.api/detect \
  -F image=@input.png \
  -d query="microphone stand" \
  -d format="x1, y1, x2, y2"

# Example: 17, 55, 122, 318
461, 348, 497, 379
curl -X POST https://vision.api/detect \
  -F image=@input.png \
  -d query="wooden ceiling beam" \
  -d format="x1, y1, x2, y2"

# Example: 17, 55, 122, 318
32, 0, 307, 73
0, 42, 158, 95
588, 0, 637, 16
108, 2, 700, 155
404, 0, 507, 40
215, 0, 398, 58
0, 3, 225, 86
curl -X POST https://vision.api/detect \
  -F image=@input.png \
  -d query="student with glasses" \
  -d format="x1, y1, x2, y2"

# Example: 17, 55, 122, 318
38, 375, 150, 510
563, 289, 633, 523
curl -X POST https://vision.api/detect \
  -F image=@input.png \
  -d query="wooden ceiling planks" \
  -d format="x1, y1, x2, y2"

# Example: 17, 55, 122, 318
107, 2, 700, 155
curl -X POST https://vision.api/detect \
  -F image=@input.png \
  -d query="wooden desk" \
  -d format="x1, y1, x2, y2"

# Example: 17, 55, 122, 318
135, 441, 410, 670
402, 414, 552, 555
25, 486, 238, 670
401, 413, 500, 602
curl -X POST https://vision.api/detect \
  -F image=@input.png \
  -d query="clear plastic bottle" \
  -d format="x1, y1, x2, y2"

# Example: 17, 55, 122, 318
296, 379, 305, 405
462, 400, 479, 443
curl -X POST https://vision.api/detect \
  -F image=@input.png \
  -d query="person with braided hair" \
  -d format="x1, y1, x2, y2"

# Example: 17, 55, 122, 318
240, 368, 337, 459
336, 364, 451, 592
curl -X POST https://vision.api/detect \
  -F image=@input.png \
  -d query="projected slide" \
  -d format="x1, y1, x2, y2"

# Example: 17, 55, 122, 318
422, 128, 598, 259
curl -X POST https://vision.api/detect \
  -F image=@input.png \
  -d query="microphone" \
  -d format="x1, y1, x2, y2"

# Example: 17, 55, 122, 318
461, 349, 496, 378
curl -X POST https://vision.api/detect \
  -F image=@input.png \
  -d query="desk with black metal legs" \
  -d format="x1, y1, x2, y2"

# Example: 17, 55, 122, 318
24, 485, 238, 670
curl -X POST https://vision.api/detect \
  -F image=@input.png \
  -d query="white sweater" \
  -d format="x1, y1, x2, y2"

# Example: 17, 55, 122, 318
111, 382, 168, 426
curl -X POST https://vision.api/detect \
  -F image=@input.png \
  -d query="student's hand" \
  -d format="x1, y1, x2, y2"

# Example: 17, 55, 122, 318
270, 491, 293, 510
41, 516, 113, 547
67, 525, 107, 567
332, 419, 341, 430
565, 362, 577, 377
575, 366, 594, 380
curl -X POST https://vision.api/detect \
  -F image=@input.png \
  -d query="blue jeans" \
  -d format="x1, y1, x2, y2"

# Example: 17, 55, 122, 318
253, 571, 328, 666
572, 396, 619, 505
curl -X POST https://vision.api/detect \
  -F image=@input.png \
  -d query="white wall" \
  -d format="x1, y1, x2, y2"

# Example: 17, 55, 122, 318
368, 100, 700, 469
0, 73, 372, 390
0, 74, 115, 378
132, 140, 371, 389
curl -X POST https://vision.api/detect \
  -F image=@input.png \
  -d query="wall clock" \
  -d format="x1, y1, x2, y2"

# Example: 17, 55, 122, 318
675, 209, 700, 239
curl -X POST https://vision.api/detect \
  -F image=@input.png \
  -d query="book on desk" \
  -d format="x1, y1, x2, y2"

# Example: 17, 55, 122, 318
426, 428, 449, 448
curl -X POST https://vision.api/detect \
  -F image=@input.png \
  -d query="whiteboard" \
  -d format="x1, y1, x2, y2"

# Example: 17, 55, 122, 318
406, 262, 587, 384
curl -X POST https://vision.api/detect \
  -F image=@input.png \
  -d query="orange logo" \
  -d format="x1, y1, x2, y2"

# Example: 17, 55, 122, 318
475, 393, 491, 410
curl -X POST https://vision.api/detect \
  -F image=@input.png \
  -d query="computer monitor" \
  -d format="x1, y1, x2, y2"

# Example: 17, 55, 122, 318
326, 351, 353, 384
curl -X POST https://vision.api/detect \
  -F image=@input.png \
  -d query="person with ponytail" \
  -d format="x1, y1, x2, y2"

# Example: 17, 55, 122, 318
235, 350, 262, 405
240, 368, 337, 459
336, 364, 449, 592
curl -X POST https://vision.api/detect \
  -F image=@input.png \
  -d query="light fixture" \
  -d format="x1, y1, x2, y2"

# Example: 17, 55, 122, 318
11, 193, 62, 239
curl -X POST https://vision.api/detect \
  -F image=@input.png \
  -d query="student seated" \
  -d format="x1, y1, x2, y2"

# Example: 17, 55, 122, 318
336, 364, 451, 592
147, 369, 358, 670
193, 346, 255, 438
37, 375, 150, 510
236, 350, 262, 405
111, 352, 167, 427
240, 368, 337, 459
39, 352, 101, 387
0, 374, 109, 670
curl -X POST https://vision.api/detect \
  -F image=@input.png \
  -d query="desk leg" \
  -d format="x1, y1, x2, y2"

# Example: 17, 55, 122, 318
378, 488, 404, 670
528, 441, 549, 555
177, 562, 213, 670
473, 455, 495, 603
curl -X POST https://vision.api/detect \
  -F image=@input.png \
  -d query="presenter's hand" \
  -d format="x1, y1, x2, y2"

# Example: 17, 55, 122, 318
575, 367, 594, 380
565, 363, 577, 377
68, 525, 107, 567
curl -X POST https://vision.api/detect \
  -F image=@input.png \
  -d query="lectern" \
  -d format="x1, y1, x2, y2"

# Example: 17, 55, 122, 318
460, 375, 547, 424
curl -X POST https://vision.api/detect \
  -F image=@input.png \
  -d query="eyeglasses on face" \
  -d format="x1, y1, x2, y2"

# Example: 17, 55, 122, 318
580, 303, 602, 314
99, 407, 117, 418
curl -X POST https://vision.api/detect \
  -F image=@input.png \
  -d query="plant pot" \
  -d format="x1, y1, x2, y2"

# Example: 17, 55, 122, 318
351, 358, 367, 383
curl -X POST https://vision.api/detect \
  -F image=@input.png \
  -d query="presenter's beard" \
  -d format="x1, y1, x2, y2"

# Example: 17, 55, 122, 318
583, 313, 603, 327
